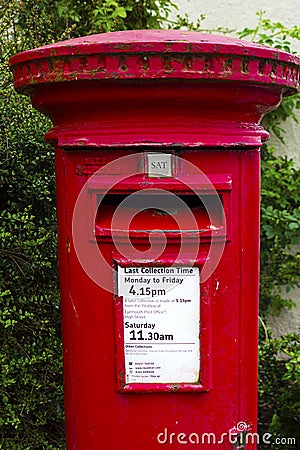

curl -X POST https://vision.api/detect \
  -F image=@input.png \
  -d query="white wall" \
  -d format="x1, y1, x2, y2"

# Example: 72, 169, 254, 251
174, 0, 300, 39
171, 0, 300, 335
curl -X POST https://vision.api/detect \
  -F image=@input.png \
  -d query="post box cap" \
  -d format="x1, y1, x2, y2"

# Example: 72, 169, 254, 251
9, 30, 300, 95
9, 30, 300, 148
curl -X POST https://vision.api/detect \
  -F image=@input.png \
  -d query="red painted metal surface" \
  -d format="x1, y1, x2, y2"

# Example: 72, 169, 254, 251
10, 30, 300, 449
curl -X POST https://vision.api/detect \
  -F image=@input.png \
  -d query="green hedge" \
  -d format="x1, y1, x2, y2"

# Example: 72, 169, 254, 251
0, 89, 64, 447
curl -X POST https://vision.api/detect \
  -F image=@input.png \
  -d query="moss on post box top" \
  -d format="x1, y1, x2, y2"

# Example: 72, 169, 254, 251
9, 30, 300, 95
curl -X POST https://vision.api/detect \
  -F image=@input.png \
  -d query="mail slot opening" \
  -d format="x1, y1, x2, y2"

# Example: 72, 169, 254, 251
94, 192, 226, 240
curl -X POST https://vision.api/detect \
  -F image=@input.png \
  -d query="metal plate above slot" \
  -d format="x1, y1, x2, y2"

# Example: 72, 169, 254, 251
147, 153, 172, 178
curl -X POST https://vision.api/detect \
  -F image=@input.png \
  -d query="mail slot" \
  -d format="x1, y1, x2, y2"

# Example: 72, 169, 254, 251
9, 30, 300, 449
94, 192, 226, 239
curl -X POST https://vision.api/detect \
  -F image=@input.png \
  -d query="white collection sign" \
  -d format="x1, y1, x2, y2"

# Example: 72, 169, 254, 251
118, 266, 200, 384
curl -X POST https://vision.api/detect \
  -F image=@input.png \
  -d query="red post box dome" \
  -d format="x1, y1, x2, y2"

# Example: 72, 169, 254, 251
9, 30, 300, 148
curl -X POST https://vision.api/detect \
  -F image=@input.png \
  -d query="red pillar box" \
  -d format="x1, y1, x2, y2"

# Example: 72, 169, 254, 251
10, 31, 299, 449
